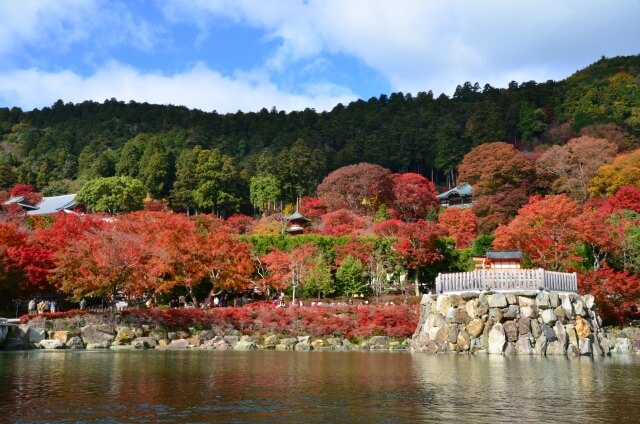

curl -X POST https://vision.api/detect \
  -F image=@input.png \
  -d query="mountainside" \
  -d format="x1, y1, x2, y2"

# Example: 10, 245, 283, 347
0, 55, 639, 214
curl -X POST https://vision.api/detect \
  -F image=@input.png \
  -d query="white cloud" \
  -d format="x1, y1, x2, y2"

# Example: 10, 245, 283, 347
0, 0, 160, 56
162, 0, 640, 95
0, 62, 357, 112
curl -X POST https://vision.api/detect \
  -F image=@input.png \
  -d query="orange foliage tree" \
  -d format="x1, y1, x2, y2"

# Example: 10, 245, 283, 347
390, 173, 438, 222
438, 208, 478, 248
493, 195, 581, 270
457, 142, 535, 196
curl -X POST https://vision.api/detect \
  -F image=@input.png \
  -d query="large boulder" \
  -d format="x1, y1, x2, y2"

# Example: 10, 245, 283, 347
503, 321, 519, 342
555, 322, 568, 348
520, 306, 537, 319
166, 339, 189, 350
518, 296, 536, 307
39, 339, 65, 349
515, 335, 534, 355
517, 318, 531, 335
453, 308, 471, 325
503, 305, 520, 320
542, 324, 557, 342
81, 325, 116, 345
487, 293, 508, 308
535, 335, 548, 355
457, 331, 471, 351
536, 291, 551, 309
541, 309, 557, 325
488, 324, 506, 354
560, 295, 573, 319
437, 296, 453, 316
66, 336, 85, 350
52, 331, 72, 344
466, 319, 485, 338
545, 341, 566, 356
579, 338, 592, 355
234, 340, 258, 351
565, 324, 579, 347
575, 316, 591, 339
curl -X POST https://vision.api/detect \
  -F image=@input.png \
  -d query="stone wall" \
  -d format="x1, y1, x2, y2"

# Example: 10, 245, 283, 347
411, 290, 639, 356
1, 318, 410, 352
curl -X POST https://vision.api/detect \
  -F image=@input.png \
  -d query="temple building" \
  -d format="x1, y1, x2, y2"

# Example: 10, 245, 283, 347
436, 183, 473, 208
285, 211, 311, 235
2, 194, 77, 216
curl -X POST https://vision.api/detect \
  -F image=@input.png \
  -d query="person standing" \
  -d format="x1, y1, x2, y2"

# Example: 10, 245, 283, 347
28, 299, 36, 315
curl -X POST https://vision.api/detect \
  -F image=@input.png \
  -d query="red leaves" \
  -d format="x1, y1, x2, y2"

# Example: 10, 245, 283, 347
317, 163, 392, 213
117, 303, 418, 338
494, 195, 581, 270
320, 209, 368, 236
579, 263, 640, 324
390, 173, 438, 221
608, 186, 640, 213
10, 184, 36, 197
438, 208, 478, 248
394, 220, 445, 269
299, 196, 326, 219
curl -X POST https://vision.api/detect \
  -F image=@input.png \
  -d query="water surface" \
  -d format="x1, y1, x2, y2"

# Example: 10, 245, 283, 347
1, 351, 638, 423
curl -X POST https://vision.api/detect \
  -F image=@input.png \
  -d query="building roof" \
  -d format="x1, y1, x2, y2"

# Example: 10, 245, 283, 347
26, 194, 77, 216
2, 196, 25, 205
286, 211, 309, 221
436, 183, 473, 200
486, 250, 523, 260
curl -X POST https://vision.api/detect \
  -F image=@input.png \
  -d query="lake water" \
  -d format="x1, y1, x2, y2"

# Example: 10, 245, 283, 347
1, 351, 639, 423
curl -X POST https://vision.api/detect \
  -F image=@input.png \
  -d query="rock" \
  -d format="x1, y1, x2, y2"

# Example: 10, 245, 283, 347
542, 324, 557, 342
466, 319, 485, 338
149, 329, 167, 341
504, 342, 517, 355
545, 341, 566, 356
503, 305, 520, 320
541, 309, 557, 325
553, 306, 567, 324
457, 331, 471, 351
453, 308, 471, 324
53, 331, 72, 344
18, 324, 46, 344
135, 337, 157, 348
311, 339, 326, 349
470, 337, 483, 353
81, 325, 116, 344
555, 322, 567, 348
579, 338, 592, 355
224, 336, 240, 347
198, 330, 215, 341
575, 316, 591, 339
86, 341, 110, 349
447, 325, 459, 344
487, 293, 508, 308
66, 336, 84, 349
234, 339, 258, 351
370, 336, 391, 346
503, 321, 519, 342
187, 337, 202, 348
535, 335, 548, 355
611, 337, 631, 354
295, 342, 311, 351
517, 318, 531, 335
428, 325, 441, 341
437, 295, 453, 315
466, 299, 488, 319
567, 344, 580, 357
445, 307, 457, 322
515, 335, 534, 355
561, 295, 573, 319
505, 293, 518, 305
110, 343, 135, 351
132, 339, 150, 349
573, 299, 586, 317
157, 339, 171, 348
549, 291, 560, 308
434, 325, 449, 343
592, 336, 604, 356
115, 327, 135, 343
490, 308, 504, 323
531, 320, 542, 339
520, 306, 538, 319
488, 324, 506, 354
263, 335, 279, 346
213, 338, 232, 350
132, 327, 144, 338
536, 291, 551, 309
584, 294, 595, 310
518, 296, 536, 307
166, 339, 189, 350
597, 333, 610, 355
565, 324, 578, 347
39, 339, 65, 349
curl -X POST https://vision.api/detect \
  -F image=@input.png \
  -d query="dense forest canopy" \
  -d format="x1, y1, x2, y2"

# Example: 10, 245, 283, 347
1, 55, 639, 215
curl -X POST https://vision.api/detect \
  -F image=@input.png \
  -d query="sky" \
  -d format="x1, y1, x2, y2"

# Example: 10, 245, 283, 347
0, 0, 639, 114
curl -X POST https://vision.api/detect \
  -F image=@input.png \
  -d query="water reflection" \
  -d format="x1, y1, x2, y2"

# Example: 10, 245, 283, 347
1, 351, 639, 423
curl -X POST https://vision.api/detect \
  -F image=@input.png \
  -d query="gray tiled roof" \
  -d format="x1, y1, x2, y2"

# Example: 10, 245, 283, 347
486, 250, 523, 260
27, 194, 77, 216
437, 183, 473, 199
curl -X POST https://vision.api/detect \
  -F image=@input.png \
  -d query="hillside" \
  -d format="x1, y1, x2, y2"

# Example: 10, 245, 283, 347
0, 54, 639, 215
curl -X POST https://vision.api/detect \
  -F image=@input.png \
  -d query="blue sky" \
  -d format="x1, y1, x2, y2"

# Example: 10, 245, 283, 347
0, 0, 639, 113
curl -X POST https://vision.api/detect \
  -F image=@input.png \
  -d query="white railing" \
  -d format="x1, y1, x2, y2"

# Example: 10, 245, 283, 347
435, 269, 577, 294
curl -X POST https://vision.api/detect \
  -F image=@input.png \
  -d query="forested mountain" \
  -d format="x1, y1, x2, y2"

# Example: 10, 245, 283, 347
1, 55, 639, 215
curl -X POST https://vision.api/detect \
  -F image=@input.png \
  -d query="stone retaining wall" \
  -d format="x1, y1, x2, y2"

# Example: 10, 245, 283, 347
411, 290, 640, 356
1, 319, 410, 353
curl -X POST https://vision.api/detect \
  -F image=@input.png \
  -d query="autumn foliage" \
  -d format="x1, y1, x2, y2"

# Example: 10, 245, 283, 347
579, 264, 640, 324
438, 208, 478, 248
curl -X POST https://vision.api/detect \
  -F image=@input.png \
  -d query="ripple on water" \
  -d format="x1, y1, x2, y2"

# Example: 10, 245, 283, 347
1, 351, 640, 423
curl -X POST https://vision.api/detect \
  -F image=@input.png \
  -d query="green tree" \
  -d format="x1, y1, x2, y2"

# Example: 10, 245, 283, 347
77, 176, 145, 214
250, 175, 280, 213
336, 255, 367, 297
302, 255, 335, 299
193, 148, 241, 216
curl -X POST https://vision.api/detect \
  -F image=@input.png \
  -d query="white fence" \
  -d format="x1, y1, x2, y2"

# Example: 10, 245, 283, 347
435, 269, 577, 294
